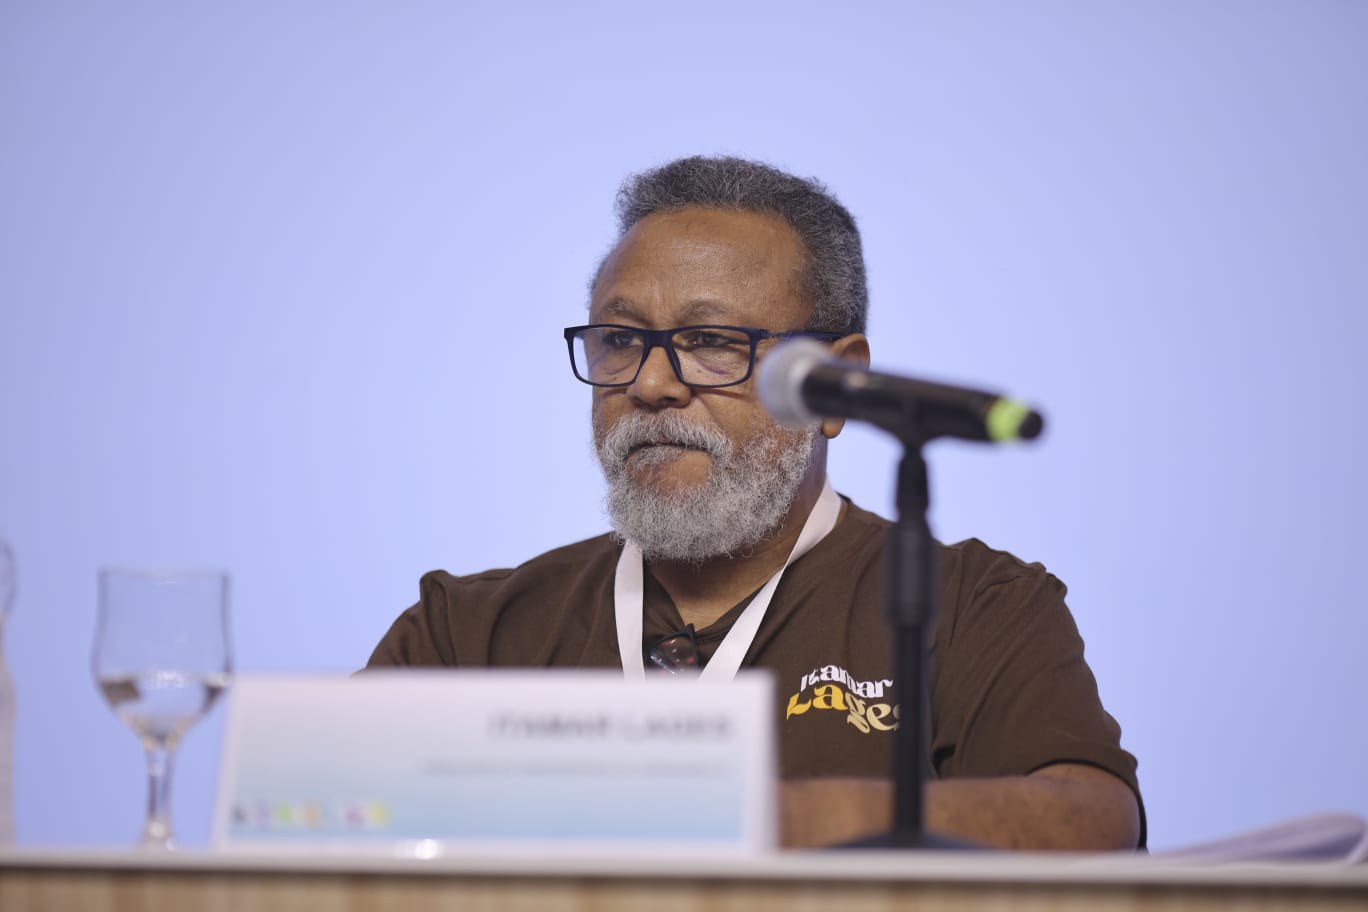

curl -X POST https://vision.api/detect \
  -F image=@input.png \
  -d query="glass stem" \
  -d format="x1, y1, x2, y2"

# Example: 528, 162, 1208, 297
141, 742, 175, 848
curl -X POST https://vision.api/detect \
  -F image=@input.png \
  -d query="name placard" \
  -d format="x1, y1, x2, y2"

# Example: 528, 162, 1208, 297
213, 671, 775, 855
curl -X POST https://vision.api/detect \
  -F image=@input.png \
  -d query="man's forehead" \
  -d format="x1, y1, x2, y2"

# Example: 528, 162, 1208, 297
616, 207, 798, 262
610, 217, 793, 274
590, 207, 810, 325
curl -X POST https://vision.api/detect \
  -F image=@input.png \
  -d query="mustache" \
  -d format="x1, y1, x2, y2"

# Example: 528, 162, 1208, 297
598, 412, 730, 465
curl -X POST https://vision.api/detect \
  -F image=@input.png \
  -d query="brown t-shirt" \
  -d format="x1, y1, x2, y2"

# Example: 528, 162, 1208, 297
368, 499, 1144, 842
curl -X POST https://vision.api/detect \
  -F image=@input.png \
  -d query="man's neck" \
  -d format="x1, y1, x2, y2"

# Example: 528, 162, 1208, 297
647, 468, 832, 631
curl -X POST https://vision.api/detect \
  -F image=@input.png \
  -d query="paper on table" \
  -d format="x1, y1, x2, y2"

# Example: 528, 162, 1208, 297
1154, 813, 1368, 864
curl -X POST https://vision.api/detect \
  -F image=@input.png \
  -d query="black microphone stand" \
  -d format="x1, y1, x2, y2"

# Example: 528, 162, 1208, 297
846, 434, 978, 850
767, 341, 1043, 848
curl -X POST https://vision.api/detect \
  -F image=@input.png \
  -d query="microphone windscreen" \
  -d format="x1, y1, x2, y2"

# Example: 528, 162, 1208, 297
757, 338, 829, 426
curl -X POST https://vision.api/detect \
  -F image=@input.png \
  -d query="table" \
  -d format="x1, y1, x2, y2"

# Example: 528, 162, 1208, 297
2, 847, 1367, 911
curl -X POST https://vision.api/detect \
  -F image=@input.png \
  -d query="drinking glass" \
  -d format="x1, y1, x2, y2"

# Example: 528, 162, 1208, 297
92, 569, 231, 849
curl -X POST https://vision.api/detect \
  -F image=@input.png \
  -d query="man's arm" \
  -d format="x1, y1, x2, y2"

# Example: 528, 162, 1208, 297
779, 763, 1141, 850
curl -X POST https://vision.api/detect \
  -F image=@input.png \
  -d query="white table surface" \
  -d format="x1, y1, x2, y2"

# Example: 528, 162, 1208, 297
1, 844, 1365, 890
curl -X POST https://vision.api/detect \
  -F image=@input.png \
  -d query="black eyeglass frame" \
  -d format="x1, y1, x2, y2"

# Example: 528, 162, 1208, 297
563, 323, 845, 389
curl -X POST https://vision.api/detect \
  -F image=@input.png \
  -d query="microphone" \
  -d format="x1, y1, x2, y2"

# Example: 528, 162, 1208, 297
758, 339, 1044, 443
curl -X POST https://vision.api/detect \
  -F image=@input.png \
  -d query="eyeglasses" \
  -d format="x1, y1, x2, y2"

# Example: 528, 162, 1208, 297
646, 625, 701, 675
563, 324, 844, 389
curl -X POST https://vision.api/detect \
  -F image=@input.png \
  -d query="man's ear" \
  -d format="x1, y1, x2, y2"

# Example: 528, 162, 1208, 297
820, 333, 871, 440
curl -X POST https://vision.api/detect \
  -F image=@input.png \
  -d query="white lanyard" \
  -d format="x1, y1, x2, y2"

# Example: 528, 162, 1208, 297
614, 477, 842, 682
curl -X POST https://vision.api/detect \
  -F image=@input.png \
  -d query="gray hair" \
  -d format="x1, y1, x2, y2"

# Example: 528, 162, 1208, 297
606, 156, 868, 335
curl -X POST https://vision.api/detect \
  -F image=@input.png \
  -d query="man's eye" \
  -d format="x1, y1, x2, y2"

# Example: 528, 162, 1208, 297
679, 330, 743, 349
602, 331, 641, 349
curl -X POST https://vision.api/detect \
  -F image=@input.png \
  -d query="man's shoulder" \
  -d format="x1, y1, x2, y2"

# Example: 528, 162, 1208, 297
841, 498, 893, 532
837, 499, 1055, 582
940, 536, 1064, 592
420, 532, 621, 594
369, 532, 624, 668
932, 536, 1072, 656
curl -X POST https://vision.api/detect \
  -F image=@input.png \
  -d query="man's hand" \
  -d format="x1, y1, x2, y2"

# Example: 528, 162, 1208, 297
779, 763, 1141, 850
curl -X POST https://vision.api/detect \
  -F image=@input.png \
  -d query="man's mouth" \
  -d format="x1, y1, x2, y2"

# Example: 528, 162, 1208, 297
630, 440, 684, 453
626, 441, 705, 462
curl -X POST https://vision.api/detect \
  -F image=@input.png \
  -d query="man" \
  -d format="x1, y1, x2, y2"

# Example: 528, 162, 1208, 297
369, 156, 1143, 850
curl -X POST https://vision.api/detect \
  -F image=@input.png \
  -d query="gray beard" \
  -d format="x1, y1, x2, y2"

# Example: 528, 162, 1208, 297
594, 410, 817, 564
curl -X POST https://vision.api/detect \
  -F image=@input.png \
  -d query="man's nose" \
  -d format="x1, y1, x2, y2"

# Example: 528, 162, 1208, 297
628, 344, 691, 408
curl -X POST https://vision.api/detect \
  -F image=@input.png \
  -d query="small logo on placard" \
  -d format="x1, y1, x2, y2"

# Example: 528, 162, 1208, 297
230, 799, 391, 832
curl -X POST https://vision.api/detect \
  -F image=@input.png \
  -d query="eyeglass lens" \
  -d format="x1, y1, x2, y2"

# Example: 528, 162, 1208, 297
646, 626, 701, 674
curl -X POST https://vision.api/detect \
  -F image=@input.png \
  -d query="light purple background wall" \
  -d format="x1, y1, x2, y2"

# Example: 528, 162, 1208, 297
2, 1, 1364, 852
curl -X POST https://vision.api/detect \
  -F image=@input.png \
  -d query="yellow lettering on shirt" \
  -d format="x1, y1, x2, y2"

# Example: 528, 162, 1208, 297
845, 693, 870, 733
811, 684, 847, 712
785, 680, 898, 735
867, 701, 897, 731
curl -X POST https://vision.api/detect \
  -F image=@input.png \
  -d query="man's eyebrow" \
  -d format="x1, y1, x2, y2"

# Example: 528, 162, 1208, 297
597, 298, 639, 321
595, 298, 737, 325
